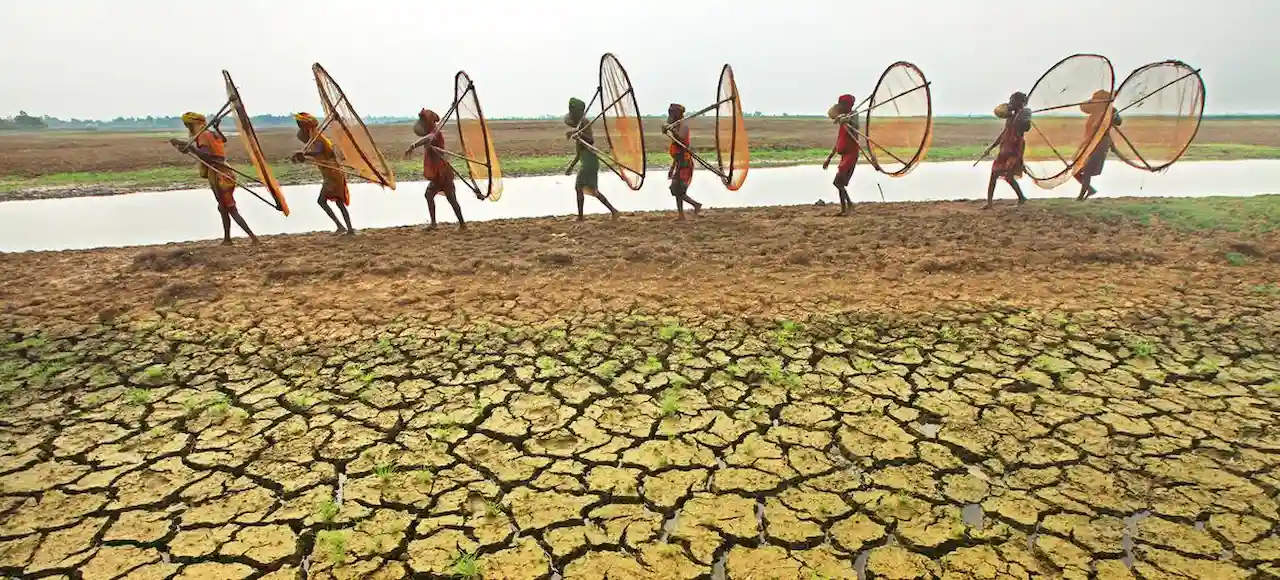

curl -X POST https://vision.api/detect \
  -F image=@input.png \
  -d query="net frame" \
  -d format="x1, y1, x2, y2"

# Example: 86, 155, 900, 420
661, 64, 751, 191
311, 63, 397, 190
714, 64, 749, 190
451, 70, 503, 201
860, 61, 933, 177
1023, 53, 1116, 190
567, 53, 647, 191
175, 71, 290, 215
1110, 60, 1205, 173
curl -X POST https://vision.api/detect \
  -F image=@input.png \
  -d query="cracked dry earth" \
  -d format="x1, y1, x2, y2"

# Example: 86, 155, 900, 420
1, 202, 1279, 579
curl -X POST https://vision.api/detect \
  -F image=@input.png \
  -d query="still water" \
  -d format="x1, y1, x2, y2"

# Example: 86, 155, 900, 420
1, 160, 1276, 253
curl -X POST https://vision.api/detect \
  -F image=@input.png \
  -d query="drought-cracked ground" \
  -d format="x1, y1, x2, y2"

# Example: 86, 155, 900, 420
1, 198, 1278, 579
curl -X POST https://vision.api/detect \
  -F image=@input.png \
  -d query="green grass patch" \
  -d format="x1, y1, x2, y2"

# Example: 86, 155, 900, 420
5, 142, 1280, 196
1042, 195, 1280, 233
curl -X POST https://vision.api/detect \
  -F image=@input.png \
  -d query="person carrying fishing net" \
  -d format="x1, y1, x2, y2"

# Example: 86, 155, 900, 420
405, 108, 469, 230
823, 94, 860, 216
1075, 90, 1122, 201
169, 112, 260, 245
564, 98, 621, 221
665, 103, 702, 219
291, 113, 355, 235
984, 92, 1032, 209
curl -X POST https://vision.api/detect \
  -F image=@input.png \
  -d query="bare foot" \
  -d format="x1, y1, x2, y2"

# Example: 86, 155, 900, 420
458, 223, 467, 231
221, 239, 234, 246
576, 216, 586, 222
343, 229, 356, 236
693, 205, 702, 218
334, 227, 347, 235
1016, 198, 1026, 206
981, 203, 994, 210
427, 224, 438, 231
610, 212, 619, 221
677, 214, 686, 221
250, 238, 261, 246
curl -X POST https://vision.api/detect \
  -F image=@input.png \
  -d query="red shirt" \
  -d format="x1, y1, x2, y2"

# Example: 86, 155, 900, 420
835, 122, 860, 157
421, 132, 453, 180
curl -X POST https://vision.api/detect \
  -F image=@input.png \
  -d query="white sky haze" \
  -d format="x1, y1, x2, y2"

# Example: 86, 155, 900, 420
0, 0, 1275, 119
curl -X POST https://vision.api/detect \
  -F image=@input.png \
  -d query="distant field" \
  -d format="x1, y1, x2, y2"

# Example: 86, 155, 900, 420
2, 117, 1279, 200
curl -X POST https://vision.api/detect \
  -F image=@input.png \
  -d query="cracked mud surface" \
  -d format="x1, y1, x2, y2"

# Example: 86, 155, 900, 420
1, 202, 1278, 578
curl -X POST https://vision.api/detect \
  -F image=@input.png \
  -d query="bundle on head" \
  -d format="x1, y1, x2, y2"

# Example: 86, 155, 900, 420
294, 112, 319, 128
994, 103, 1011, 118
1080, 90, 1111, 115
414, 109, 439, 137
181, 112, 207, 126
827, 94, 855, 119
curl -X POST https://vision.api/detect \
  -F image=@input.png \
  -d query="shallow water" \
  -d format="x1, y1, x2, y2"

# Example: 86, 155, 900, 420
1, 160, 1277, 253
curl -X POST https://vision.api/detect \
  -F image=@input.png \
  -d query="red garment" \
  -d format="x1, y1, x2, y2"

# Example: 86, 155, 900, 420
992, 113, 1027, 177
835, 124, 860, 167
668, 127, 693, 185
421, 132, 456, 195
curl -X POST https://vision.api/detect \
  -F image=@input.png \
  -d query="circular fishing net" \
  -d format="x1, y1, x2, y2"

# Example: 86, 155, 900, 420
1111, 60, 1205, 172
1023, 54, 1115, 189
715, 64, 749, 190
598, 53, 646, 190
863, 61, 933, 177
454, 71, 503, 201
222, 70, 289, 215
313, 63, 397, 190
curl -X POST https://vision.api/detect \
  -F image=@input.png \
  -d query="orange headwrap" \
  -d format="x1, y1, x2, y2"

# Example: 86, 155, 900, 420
181, 112, 206, 126
294, 112, 319, 128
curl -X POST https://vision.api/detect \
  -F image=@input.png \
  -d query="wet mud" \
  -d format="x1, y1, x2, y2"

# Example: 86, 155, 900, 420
0, 202, 1278, 578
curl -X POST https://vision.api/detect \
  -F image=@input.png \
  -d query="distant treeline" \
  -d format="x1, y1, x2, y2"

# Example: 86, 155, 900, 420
2, 110, 1275, 131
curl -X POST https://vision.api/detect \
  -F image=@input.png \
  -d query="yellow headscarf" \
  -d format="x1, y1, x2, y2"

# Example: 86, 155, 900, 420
294, 112, 319, 128
181, 112, 206, 126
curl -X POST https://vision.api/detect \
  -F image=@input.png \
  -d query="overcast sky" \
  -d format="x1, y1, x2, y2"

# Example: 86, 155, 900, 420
1, 0, 1274, 119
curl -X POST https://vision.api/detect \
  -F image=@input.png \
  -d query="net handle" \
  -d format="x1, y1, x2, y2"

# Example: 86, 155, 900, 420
186, 153, 283, 211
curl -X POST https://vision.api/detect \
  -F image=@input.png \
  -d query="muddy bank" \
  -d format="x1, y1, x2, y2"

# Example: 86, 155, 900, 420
0, 200, 1278, 578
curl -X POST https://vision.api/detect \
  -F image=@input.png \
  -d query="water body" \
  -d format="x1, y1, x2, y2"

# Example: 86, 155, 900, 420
1, 160, 1277, 253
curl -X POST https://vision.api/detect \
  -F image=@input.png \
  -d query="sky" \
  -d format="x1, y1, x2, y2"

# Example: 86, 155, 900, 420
1, 0, 1276, 119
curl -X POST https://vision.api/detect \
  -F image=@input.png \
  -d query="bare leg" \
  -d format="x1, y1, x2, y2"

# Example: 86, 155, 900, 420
317, 194, 346, 233
1076, 175, 1097, 200
445, 192, 466, 230
983, 173, 1001, 209
675, 193, 686, 220
425, 188, 439, 229
336, 203, 355, 234
1008, 177, 1026, 205
681, 194, 702, 217
228, 209, 259, 244
837, 187, 852, 215
220, 210, 234, 244
576, 188, 586, 221
595, 191, 620, 220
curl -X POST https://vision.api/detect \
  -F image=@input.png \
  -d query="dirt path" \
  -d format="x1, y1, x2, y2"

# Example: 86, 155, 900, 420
1, 202, 1278, 578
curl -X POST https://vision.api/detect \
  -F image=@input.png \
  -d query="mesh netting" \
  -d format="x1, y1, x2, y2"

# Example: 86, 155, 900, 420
222, 70, 289, 215
313, 63, 397, 190
1111, 61, 1205, 172
715, 64, 749, 191
454, 71, 503, 201
1024, 54, 1115, 189
864, 61, 933, 177
598, 53, 646, 190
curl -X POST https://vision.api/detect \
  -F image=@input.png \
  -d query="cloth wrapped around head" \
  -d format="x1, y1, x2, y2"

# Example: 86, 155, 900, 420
181, 112, 207, 126
668, 103, 686, 118
414, 109, 440, 137
565, 97, 586, 126
828, 94, 855, 119
294, 112, 319, 128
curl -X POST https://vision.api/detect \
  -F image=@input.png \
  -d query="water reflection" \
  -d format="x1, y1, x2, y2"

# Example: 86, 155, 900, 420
1, 160, 1277, 253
